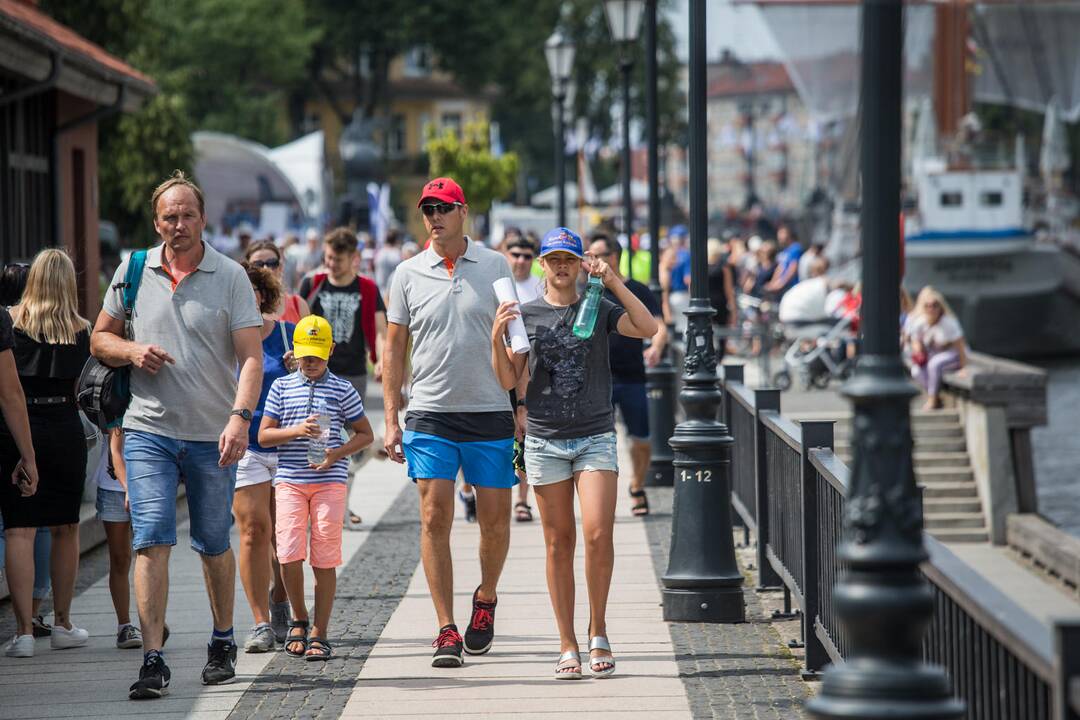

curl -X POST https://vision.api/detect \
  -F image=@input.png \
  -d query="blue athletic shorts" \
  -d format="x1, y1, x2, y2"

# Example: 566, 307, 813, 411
402, 430, 518, 488
612, 382, 650, 440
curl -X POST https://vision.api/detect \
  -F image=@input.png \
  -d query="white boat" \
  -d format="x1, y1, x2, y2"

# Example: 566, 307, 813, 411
902, 167, 1076, 357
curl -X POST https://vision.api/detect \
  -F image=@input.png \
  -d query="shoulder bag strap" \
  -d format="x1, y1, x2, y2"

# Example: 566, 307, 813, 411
119, 250, 148, 340
278, 321, 290, 351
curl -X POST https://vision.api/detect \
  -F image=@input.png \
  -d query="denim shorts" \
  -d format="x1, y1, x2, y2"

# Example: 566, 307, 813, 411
612, 382, 650, 440
96, 487, 130, 523
524, 432, 619, 486
124, 431, 236, 555
402, 431, 517, 488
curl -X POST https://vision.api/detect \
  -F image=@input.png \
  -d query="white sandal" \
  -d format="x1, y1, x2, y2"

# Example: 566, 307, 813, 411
554, 650, 583, 680
588, 636, 616, 678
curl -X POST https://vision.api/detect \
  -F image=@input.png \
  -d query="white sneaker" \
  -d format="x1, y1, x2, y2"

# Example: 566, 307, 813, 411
50, 624, 88, 649
4, 634, 34, 657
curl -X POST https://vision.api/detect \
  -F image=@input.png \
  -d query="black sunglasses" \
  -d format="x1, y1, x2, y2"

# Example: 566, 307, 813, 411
251, 259, 281, 269
420, 202, 460, 217
509, 252, 534, 261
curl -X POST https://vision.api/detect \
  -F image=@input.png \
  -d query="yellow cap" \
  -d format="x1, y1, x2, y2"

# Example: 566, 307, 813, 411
293, 315, 333, 360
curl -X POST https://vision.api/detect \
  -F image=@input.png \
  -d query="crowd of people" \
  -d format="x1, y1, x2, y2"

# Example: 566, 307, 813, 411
0, 165, 966, 699
0, 171, 675, 699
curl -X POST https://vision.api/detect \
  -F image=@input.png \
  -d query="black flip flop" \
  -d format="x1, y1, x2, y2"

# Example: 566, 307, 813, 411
629, 488, 649, 517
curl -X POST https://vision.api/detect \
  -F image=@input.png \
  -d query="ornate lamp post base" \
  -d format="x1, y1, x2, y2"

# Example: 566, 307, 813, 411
661, 303, 745, 624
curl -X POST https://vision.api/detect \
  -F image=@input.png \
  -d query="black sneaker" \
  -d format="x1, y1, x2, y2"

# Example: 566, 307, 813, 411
431, 624, 464, 668
458, 490, 477, 523
201, 639, 237, 685
31, 615, 52, 638
129, 654, 170, 699
463, 587, 496, 655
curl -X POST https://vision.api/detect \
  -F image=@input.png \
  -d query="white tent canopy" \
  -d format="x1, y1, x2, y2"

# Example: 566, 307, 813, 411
267, 131, 326, 222
192, 131, 308, 231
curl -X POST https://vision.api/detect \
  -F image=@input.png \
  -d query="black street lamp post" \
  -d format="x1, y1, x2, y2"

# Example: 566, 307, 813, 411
642, 0, 675, 487
807, 1, 963, 717
660, 0, 744, 624
604, 0, 644, 266
545, 30, 575, 229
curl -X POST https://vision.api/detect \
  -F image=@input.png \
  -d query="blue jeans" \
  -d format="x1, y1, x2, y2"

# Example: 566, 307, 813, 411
124, 431, 236, 555
0, 516, 50, 599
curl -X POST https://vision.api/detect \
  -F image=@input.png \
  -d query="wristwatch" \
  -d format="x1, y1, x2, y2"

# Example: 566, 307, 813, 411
516, 400, 526, 408
231, 408, 253, 422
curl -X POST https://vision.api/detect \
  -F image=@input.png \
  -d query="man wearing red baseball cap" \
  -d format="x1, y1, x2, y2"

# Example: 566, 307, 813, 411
384, 176, 518, 669
415, 177, 467, 209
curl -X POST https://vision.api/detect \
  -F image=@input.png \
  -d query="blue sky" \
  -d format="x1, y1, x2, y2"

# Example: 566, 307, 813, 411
665, 0, 780, 62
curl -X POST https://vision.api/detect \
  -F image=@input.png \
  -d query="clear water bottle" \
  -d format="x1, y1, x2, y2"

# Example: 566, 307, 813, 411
306, 399, 333, 465
572, 274, 604, 340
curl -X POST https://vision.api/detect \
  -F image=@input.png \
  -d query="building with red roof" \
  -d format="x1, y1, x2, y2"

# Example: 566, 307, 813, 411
0, 0, 156, 312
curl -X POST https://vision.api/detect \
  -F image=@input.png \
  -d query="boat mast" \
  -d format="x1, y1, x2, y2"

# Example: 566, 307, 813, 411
933, 0, 972, 153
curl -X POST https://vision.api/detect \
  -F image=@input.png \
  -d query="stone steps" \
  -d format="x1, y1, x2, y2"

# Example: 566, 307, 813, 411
824, 413, 987, 542
920, 481, 979, 499
929, 527, 991, 543
924, 512, 987, 529
924, 497, 983, 514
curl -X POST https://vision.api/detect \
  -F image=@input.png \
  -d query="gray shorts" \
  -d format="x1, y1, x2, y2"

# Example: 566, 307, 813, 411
96, 487, 130, 523
524, 432, 619, 486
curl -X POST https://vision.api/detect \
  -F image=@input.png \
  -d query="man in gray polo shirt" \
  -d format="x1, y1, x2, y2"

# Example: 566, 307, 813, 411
91, 171, 263, 699
383, 177, 516, 668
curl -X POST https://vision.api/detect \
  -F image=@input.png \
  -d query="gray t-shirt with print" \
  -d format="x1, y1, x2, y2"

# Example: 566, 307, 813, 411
519, 296, 625, 439
386, 238, 513, 413
102, 242, 262, 442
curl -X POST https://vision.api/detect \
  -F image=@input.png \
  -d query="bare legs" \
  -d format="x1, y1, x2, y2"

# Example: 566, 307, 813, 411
629, 439, 651, 495
201, 549, 236, 634
233, 483, 273, 625
134, 545, 170, 651
418, 479, 456, 627
4, 527, 36, 636
279, 560, 336, 654
417, 479, 511, 627
102, 521, 133, 625
474, 487, 510, 603
533, 470, 618, 671
47, 523, 79, 629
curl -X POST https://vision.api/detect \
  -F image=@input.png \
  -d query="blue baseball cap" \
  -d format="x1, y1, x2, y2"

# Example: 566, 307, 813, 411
539, 227, 583, 259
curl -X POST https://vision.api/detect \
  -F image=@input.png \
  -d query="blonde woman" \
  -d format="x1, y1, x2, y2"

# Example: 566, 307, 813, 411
1, 249, 91, 657
909, 286, 966, 411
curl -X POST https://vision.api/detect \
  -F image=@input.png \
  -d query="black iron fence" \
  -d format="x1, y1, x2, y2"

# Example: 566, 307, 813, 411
719, 366, 1080, 718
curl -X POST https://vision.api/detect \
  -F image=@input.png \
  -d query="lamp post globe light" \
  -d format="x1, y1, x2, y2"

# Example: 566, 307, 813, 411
660, 0, 744, 624
807, 0, 963, 717
642, 0, 675, 487
545, 30, 575, 229
604, 0, 643, 266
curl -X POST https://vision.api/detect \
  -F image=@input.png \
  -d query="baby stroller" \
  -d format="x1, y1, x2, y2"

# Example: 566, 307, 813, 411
771, 314, 855, 391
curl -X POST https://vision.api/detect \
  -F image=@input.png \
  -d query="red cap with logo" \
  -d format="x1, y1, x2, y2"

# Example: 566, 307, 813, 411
417, 177, 467, 208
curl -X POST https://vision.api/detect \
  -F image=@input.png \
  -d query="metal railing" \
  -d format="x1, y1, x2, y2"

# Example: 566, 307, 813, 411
720, 368, 1080, 718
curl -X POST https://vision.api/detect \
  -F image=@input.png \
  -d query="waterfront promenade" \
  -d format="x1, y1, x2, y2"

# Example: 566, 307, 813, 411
0, 388, 811, 720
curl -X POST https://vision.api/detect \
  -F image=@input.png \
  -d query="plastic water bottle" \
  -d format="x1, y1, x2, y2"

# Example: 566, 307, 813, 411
572, 274, 604, 340
306, 399, 332, 465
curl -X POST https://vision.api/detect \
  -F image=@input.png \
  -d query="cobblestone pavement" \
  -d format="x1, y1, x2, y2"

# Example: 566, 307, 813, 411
643, 487, 811, 719
227, 483, 420, 720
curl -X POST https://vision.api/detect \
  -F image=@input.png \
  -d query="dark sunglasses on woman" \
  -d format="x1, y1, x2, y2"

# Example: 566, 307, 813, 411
251, 259, 281, 269
420, 202, 460, 217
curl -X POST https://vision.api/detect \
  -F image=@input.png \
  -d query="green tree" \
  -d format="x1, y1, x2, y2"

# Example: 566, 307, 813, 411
426, 122, 519, 215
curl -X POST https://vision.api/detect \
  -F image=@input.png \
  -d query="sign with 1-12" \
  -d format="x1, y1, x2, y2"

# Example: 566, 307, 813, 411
680, 469, 712, 483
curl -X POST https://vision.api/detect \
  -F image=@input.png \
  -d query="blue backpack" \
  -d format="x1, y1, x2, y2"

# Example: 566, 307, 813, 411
77, 250, 148, 430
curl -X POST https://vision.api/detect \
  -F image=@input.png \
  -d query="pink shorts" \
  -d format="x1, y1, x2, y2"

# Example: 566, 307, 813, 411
274, 482, 347, 568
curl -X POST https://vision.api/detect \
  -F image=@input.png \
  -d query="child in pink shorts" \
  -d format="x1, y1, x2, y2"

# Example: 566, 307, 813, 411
258, 315, 373, 661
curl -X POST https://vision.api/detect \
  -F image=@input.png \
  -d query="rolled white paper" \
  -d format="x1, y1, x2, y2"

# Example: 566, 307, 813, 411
492, 277, 531, 354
